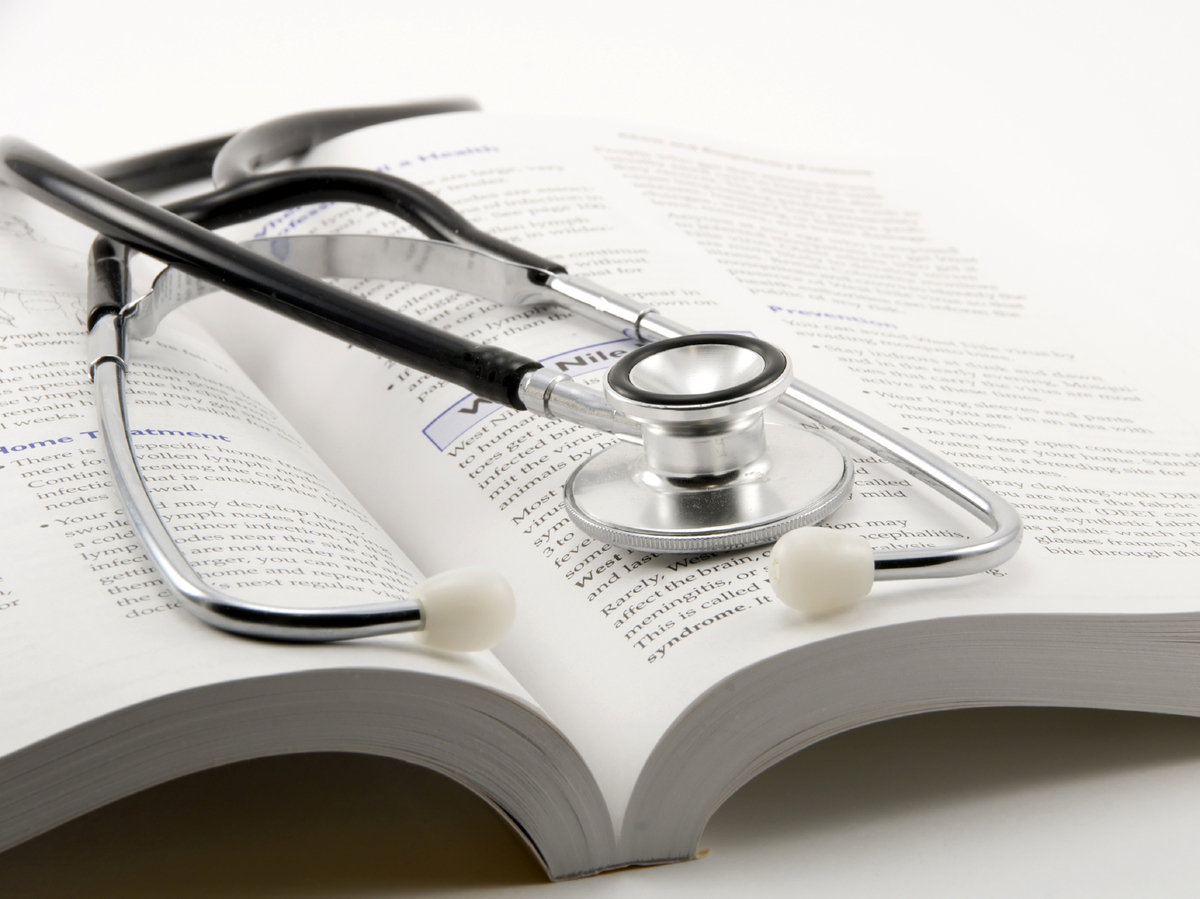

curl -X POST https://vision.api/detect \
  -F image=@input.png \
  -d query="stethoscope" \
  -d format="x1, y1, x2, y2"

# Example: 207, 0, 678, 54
0, 101, 1021, 650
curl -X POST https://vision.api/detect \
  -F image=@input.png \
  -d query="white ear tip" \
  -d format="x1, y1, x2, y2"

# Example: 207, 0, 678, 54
412, 567, 516, 652
769, 528, 874, 617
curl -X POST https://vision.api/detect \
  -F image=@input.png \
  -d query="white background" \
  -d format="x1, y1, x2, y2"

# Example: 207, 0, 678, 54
2, 1, 1199, 896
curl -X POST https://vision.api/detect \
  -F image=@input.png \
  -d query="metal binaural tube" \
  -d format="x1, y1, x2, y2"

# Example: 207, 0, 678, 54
580, 292, 1022, 577
91, 341, 426, 641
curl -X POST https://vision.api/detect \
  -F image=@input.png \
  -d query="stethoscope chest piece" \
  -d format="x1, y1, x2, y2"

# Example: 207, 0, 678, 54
563, 334, 853, 553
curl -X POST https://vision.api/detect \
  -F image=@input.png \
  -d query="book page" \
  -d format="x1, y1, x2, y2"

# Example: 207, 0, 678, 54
194, 112, 1200, 833
0, 185, 538, 759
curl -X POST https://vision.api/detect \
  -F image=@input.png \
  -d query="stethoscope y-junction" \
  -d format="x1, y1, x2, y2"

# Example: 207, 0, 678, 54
0, 102, 1021, 650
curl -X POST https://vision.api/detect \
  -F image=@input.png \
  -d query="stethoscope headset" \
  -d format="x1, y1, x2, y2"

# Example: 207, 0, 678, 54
0, 101, 1021, 651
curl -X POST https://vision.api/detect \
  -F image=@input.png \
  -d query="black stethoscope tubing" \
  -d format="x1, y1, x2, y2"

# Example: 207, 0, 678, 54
1, 137, 550, 409
88, 98, 481, 194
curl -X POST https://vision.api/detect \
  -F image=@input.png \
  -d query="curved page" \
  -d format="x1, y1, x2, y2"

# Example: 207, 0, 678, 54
0, 186, 614, 879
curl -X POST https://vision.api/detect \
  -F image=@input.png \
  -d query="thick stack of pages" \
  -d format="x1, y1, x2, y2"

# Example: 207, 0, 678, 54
2, 113, 1197, 879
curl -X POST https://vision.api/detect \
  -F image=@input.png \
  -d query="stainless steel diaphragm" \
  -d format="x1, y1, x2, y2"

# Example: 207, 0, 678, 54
563, 334, 852, 553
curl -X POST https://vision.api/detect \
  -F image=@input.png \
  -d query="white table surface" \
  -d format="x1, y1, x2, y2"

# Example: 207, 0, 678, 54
2, 2, 1199, 895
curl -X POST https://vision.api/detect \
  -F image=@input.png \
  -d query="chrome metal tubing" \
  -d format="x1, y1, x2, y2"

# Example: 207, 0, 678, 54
86, 304, 126, 378
543, 273, 660, 336
775, 380, 1022, 579
138, 234, 561, 341
636, 311, 696, 342
623, 312, 1021, 579
517, 368, 640, 438
91, 311, 425, 642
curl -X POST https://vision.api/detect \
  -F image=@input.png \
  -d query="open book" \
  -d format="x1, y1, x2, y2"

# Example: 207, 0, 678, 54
2, 112, 1198, 881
